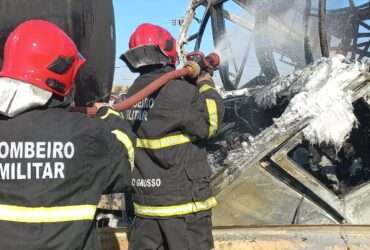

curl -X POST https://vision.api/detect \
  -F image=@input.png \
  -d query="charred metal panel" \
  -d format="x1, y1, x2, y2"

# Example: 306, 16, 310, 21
211, 127, 337, 226
345, 185, 370, 224
270, 133, 346, 221
278, 136, 370, 225
211, 68, 370, 226
0, 0, 115, 106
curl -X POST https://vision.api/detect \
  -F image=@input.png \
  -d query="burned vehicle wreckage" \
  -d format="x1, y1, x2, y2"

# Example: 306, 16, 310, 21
179, 0, 370, 225
2, 0, 370, 234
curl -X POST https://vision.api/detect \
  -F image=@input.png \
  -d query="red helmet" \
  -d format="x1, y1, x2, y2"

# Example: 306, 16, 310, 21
0, 20, 86, 96
129, 23, 178, 65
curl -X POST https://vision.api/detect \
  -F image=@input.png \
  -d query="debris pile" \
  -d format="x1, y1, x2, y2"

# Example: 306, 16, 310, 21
209, 56, 370, 194
256, 55, 369, 150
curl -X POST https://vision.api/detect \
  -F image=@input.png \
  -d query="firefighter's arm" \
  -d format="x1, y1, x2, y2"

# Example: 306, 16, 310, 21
102, 132, 134, 194
95, 107, 135, 193
96, 105, 136, 146
96, 105, 124, 129
182, 73, 225, 140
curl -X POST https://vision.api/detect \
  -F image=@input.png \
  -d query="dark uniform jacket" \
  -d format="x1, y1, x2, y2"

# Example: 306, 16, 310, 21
124, 66, 224, 218
0, 106, 135, 250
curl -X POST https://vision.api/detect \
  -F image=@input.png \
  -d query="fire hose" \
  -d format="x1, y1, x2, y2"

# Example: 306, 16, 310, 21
72, 52, 220, 117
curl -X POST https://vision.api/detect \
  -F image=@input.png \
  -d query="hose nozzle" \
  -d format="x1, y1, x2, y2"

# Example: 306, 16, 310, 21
205, 52, 220, 69
186, 51, 220, 72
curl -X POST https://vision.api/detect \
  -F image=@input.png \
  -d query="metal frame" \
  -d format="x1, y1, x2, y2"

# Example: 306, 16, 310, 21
180, 0, 370, 90
211, 66, 370, 225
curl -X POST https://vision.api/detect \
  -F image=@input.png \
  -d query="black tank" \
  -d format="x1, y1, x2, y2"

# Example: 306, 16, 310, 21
0, 0, 115, 106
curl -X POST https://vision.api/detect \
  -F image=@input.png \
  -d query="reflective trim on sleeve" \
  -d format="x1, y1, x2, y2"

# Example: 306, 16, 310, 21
136, 134, 192, 150
205, 99, 218, 138
199, 84, 215, 94
0, 204, 97, 223
134, 197, 217, 217
112, 130, 135, 171
100, 108, 121, 120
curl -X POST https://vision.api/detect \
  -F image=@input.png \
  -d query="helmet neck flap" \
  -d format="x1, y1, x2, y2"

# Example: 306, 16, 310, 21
120, 45, 172, 73
0, 77, 52, 117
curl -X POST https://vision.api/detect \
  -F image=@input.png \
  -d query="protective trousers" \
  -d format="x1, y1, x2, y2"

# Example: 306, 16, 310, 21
128, 211, 214, 250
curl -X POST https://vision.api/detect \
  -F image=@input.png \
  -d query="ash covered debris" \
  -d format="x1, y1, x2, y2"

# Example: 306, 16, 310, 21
256, 55, 368, 149
209, 55, 370, 194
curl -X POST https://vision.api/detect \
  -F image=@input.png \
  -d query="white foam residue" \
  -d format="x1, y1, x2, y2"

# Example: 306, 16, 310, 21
219, 87, 252, 98
255, 57, 331, 108
256, 55, 369, 150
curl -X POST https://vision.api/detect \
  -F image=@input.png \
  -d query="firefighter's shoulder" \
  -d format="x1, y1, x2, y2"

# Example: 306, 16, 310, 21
163, 78, 198, 101
51, 108, 116, 154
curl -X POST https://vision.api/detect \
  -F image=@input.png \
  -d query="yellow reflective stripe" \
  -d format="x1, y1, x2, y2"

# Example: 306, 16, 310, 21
112, 130, 135, 171
136, 134, 191, 149
100, 108, 121, 120
199, 84, 215, 94
205, 99, 218, 137
0, 204, 96, 223
134, 197, 217, 217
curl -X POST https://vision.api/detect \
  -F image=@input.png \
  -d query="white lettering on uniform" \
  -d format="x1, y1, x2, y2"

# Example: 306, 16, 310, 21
132, 178, 162, 188
0, 162, 66, 180
149, 98, 155, 108
47, 142, 52, 158
25, 142, 35, 158
54, 162, 65, 179
16, 162, 26, 180
0, 142, 9, 159
27, 162, 31, 179
42, 162, 53, 179
10, 142, 23, 158
36, 142, 46, 158
125, 98, 155, 121
0, 163, 9, 180
156, 179, 161, 187
33, 162, 43, 179
0, 141, 74, 180
10, 163, 15, 179
64, 142, 75, 159
0, 142, 76, 159
53, 142, 64, 159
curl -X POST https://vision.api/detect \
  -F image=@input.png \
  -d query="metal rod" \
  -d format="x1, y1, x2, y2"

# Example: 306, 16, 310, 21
304, 0, 314, 64
234, 35, 253, 88
195, 3, 211, 50
319, 0, 330, 57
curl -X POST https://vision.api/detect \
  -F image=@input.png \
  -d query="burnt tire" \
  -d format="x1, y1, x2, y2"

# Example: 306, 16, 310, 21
0, 0, 115, 106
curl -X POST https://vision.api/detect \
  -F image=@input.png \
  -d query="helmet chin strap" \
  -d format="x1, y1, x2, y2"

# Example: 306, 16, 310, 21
0, 77, 52, 117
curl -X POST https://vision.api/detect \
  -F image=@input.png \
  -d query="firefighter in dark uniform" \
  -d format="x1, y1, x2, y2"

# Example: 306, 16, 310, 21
0, 20, 134, 250
121, 23, 225, 250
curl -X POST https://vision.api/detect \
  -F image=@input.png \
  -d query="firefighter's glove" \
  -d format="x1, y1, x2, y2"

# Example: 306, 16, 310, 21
196, 71, 215, 87
94, 102, 112, 117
